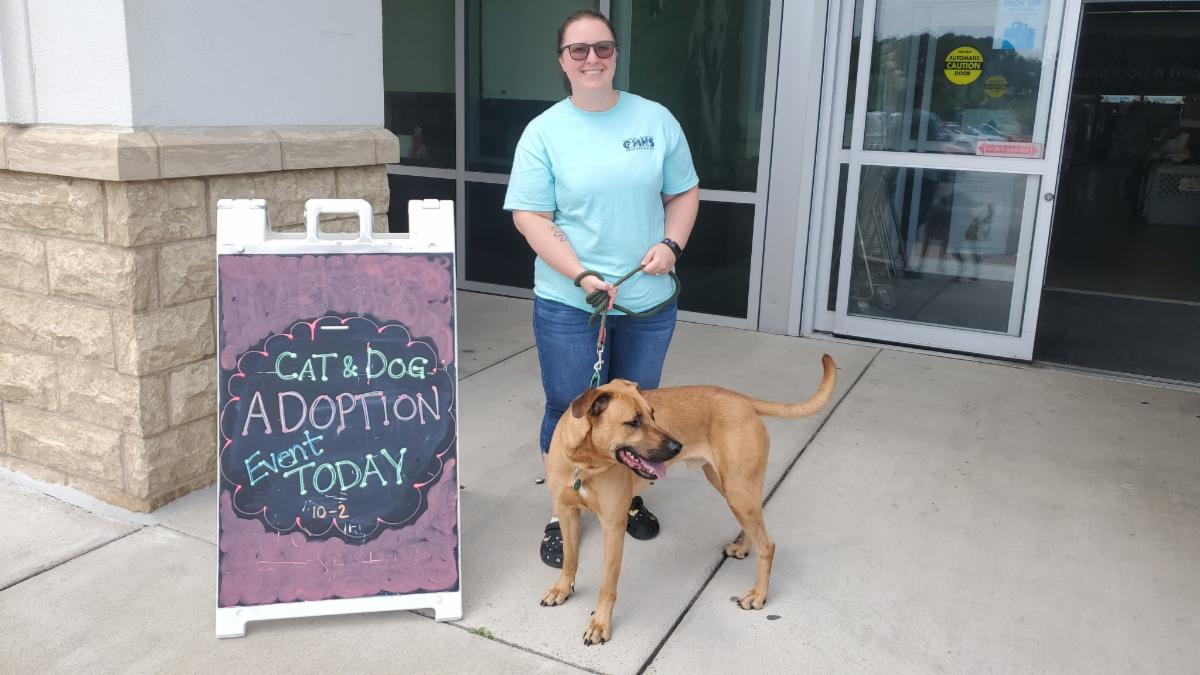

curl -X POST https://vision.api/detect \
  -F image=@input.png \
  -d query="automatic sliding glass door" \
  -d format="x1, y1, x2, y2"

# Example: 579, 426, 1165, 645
818, 0, 1083, 359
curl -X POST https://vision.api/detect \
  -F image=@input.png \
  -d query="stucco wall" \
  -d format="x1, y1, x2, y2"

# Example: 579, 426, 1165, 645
1, 0, 384, 128
124, 0, 383, 127
1, 0, 134, 126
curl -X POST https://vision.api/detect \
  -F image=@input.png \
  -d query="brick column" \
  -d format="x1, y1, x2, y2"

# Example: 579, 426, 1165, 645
0, 125, 398, 511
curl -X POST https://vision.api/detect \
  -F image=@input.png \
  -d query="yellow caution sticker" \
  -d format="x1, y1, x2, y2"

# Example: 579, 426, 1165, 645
984, 74, 1008, 98
944, 46, 983, 85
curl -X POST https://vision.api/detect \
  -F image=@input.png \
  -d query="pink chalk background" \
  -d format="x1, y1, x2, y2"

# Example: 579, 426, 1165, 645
217, 254, 459, 606
218, 460, 459, 606
219, 254, 455, 371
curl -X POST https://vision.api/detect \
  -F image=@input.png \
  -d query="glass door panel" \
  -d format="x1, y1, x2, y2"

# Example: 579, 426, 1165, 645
615, 0, 772, 191
383, 0, 456, 168
848, 166, 1039, 333
828, 0, 1082, 359
611, 0, 778, 324
865, 0, 1056, 156
465, 0, 597, 173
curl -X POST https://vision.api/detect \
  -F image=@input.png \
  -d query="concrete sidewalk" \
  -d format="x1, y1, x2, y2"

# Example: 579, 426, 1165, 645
2, 291, 1198, 673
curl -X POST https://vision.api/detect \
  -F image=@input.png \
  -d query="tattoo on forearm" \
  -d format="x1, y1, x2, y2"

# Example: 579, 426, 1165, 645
549, 224, 567, 242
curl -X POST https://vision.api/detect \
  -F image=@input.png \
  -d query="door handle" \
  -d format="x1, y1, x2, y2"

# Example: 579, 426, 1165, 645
1043, 192, 1055, 202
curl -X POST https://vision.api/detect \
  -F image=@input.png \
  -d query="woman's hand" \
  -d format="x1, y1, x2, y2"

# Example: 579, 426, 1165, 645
640, 243, 677, 276
579, 274, 615, 302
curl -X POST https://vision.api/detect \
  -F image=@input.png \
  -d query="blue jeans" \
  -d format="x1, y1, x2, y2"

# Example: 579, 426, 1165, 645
533, 296, 677, 454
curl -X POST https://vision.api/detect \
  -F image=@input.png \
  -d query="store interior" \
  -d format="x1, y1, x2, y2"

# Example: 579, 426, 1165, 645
1035, 1, 1200, 383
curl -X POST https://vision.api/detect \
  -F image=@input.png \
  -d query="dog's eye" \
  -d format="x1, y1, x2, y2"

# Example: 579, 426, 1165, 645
626, 415, 642, 428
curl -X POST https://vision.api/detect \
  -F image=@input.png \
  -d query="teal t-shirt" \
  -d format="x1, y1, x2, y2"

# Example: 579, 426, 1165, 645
503, 92, 699, 314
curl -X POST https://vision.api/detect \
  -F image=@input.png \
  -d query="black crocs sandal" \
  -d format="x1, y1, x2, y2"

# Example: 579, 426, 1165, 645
541, 521, 564, 568
626, 496, 660, 540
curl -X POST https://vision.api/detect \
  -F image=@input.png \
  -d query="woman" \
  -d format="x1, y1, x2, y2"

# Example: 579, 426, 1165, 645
504, 9, 700, 568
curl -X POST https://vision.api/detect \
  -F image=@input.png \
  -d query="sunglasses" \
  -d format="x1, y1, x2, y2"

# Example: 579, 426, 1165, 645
559, 40, 616, 61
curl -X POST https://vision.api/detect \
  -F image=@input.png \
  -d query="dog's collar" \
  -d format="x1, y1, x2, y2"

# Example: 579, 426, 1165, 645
571, 466, 582, 491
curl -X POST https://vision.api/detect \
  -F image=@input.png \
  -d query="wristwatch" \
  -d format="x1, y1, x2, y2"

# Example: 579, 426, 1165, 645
660, 237, 683, 260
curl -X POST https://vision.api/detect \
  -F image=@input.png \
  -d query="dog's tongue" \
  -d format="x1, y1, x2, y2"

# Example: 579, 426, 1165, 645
645, 460, 668, 480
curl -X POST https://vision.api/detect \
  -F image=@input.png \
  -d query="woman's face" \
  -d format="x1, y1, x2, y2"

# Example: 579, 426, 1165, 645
558, 18, 617, 95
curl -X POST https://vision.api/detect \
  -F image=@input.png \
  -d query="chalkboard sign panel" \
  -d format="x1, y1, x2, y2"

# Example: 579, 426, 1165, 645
220, 312, 456, 543
215, 198, 461, 637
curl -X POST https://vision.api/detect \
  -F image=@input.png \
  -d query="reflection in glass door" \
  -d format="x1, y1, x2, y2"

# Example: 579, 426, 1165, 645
815, 0, 1083, 358
849, 166, 1040, 333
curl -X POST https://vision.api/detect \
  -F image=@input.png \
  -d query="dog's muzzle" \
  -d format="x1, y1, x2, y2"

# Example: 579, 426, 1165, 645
616, 437, 681, 480
616, 448, 668, 480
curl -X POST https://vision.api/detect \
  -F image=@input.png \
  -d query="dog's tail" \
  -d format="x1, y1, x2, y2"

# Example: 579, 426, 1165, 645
751, 354, 837, 418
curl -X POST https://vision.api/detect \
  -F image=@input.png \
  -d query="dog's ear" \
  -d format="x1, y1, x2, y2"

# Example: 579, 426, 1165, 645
570, 389, 611, 418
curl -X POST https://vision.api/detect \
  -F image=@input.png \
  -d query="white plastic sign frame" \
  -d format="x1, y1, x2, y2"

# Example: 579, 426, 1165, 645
214, 198, 462, 638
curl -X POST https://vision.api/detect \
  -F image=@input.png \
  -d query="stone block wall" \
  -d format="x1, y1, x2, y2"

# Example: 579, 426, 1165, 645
0, 125, 397, 511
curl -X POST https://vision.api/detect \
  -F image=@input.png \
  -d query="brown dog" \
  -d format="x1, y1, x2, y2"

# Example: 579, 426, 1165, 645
540, 354, 837, 645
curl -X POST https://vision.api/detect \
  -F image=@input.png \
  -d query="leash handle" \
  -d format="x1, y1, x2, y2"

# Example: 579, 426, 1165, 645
584, 266, 679, 324
584, 265, 679, 389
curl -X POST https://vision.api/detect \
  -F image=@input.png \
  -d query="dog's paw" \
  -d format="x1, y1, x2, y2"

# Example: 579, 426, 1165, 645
582, 615, 612, 645
540, 582, 573, 607
723, 531, 751, 559
733, 589, 767, 610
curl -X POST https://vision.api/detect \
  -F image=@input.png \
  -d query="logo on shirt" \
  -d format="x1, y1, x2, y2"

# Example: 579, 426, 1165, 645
623, 136, 655, 151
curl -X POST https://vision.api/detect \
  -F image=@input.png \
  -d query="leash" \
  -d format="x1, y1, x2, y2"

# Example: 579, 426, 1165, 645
573, 266, 681, 389
568, 266, 680, 492
589, 292, 616, 389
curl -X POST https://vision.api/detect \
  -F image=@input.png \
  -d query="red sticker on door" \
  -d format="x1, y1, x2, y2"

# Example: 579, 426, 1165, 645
976, 141, 1042, 158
